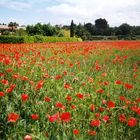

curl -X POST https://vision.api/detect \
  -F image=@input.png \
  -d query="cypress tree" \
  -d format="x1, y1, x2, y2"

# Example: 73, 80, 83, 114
70, 20, 74, 37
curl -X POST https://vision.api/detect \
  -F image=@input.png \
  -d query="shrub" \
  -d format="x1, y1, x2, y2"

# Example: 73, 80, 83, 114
0, 36, 24, 43
0, 35, 82, 43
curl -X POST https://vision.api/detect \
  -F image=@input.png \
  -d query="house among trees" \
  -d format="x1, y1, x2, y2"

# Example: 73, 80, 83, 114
0, 23, 26, 35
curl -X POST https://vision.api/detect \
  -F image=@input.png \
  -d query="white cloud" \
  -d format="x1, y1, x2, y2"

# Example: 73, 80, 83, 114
45, 0, 140, 26
0, 0, 31, 11
0, 0, 140, 26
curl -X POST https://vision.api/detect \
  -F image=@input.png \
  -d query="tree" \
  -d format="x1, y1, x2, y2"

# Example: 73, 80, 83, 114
118, 23, 131, 35
15, 29, 27, 36
42, 24, 58, 36
95, 18, 108, 29
132, 26, 140, 35
75, 23, 91, 40
8, 22, 19, 32
84, 23, 94, 35
70, 20, 74, 37
26, 25, 35, 35
34, 23, 44, 35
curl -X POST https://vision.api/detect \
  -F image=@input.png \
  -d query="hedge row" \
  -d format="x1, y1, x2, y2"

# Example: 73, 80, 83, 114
0, 35, 82, 43
90, 35, 140, 40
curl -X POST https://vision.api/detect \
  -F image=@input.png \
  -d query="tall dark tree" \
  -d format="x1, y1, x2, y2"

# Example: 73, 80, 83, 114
70, 20, 74, 37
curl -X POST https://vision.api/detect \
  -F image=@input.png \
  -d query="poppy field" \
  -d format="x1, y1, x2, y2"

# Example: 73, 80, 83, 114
0, 41, 140, 140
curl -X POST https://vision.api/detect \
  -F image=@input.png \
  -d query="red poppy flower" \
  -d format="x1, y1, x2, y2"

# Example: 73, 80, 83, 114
0, 91, 5, 97
95, 113, 100, 118
21, 76, 28, 81
12, 74, 19, 79
95, 65, 101, 71
131, 106, 138, 112
73, 129, 80, 135
76, 93, 84, 99
3, 57, 12, 65
127, 117, 137, 127
31, 114, 39, 120
115, 80, 122, 85
66, 95, 72, 102
48, 113, 58, 123
44, 96, 51, 102
71, 104, 76, 110
99, 107, 104, 112
36, 80, 44, 90
6, 68, 13, 73
8, 113, 20, 122
102, 115, 110, 123
55, 102, 65, 109
102, 73, 107, 77
90, 104, 95, 111
96, 89, 104, 93
107, 101, 115, 108
1, 79, 9, 85
137, 108, 140, 116
6, 84, 16, 93
90, 119, 100, 127
21, 94, 29, 102
102, 100, 107, 104
136, 98, 140, 102
119, 96, 126, 101
63, 71, 67, 75
24, 135, 32, 140
103, 81, 109, 86
64, 83, 73, 90
87, 77, 94, 83
87, 130, 97, 136
60, 112, 71, 122
124, 83, 133, 90
55, 75, 62, 80
119, 114, 126, 122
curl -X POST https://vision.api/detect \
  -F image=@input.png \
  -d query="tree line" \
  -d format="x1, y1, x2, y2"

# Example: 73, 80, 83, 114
0, 19, 140, 40
69, 19, 140, 40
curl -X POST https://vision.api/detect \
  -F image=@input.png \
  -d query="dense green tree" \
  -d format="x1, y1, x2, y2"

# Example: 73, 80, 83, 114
26, 25, 35, 35
132, 26, 140, 35
34, 23, 44, 35
84, 23, 93, 34
26, 23, 59, 36
118, 23, 131, 35
95, 18, 108, 29
75, 23, 92, 40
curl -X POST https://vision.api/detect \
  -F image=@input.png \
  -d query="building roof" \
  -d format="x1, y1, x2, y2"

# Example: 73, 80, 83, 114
0, 25, 26, 30
0, 25, 9, 29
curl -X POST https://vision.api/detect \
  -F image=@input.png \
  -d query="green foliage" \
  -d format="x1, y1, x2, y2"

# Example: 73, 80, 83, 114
26, 23, 59, 36
2, 30, 10, 35
95, 18, 109, 29
0, 35, 82, 43
0, 36, 24, 43
118, 23, 131, 35
14, 29, 28, 36
58, 29, 70, 37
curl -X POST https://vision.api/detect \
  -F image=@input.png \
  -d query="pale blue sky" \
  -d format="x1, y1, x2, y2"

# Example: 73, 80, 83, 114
0, 0, 140, 26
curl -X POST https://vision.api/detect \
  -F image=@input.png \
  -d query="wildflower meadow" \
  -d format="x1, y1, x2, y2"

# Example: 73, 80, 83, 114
0, 41, 140, 140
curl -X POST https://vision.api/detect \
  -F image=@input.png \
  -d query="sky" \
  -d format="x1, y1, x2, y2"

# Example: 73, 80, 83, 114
0, 0, 140, 26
